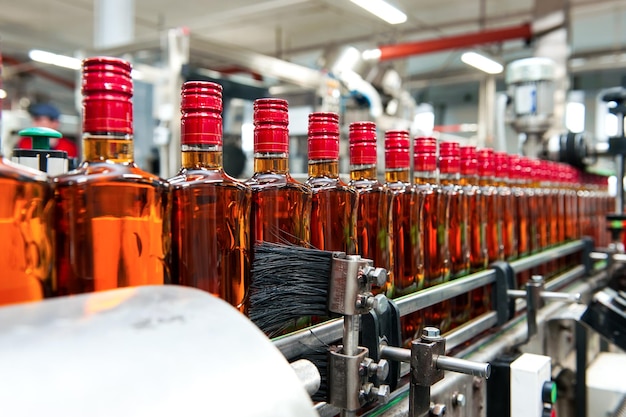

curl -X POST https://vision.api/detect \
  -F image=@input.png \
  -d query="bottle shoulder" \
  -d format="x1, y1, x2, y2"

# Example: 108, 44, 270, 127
246, 172, 311, 194
349, 178, 383, 191
0, 156, 50, 185
169, 168, 250, 192
54, 161, 169, 188
307, 176, 355, 193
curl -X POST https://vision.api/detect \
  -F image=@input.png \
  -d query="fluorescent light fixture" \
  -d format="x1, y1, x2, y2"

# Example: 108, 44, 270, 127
565, 102, 585, 133
0, 89, 6, 99
29, 49, 81, 70
362, 48, 382, 61
461, 51, 503, 74
350, 0, 407, 25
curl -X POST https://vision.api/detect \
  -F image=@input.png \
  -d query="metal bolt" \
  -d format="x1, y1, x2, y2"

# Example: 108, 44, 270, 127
531, 275, 544, 283
430, 403, 446, 416
422, 327, 441, 340
360, 357, 373, 376
356, 294, 377, 310
374, 294, 389, 315
453, 392, 466, 407
368, 267, 388, 287
371, 384, 391, 404
367, 359, 390, 381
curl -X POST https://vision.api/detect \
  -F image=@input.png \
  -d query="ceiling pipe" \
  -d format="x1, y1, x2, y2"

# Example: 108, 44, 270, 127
368, 23, 532, 61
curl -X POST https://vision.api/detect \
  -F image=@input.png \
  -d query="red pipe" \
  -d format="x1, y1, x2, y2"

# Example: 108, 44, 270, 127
378, 23, 532, 61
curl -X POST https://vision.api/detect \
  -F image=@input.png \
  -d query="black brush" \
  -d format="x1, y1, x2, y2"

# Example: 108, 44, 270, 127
248, 242, 341, 337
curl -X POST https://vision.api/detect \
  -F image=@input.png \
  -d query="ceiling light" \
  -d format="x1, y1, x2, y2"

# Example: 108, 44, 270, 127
29, 50, 81, 70
0, 89, 6, 99
461, 51, 503, 74
350, 0, 407, 25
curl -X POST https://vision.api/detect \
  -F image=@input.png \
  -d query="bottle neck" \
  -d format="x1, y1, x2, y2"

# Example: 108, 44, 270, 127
181, 144, 223, 169
439, 172, 459, 185
414, 170, 437, 184
254, 152, 289, 174
308, 159, 339, 178
385, 168, 410, 184
350, 164, 377, 181
479, 175, 494, 186
83, 133, 133, 163
461, 173, 477, 186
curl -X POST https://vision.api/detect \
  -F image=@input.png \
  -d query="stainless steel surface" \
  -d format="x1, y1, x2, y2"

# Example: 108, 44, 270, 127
274, 318, 343, 360
290, 359, 322, 397
395, 269, 496, 316
344, 315, 360, 357
329, 256, 372, 316
525, 277, 543, 339
544, 265, 588, 292
509, 240, 585, 274
422, 326, 441, 340
0, 286, 317, 417
507, 289, 581, 303
330, 346, 369, 413
434, 356, 491, 378
380, 345, 412, 363
613, 253, 626, 263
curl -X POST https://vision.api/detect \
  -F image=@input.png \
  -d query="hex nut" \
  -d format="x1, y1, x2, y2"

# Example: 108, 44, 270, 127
369, 267, 388, 287
374, 293, 389, 315
422, 326, 441, 340
453, 392, 466, 407
371, 385, 391, 404
375, 359, 390, 381
430, 403, 446, 416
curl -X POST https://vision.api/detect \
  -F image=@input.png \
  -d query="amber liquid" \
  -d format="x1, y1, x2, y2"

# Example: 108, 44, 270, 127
247, 157, 311, 246
351, 166, 392, 296
499, 184, 518, 261
473, 180, 499, 318
0, 157, 54, 305
170, 151, 250, 312
307, 161, 357, 253
466, 183, 488, 272
513, 184, 531, 286
415, 175, 451, 333
443, 177, 470, 328
54, 136, 171, 295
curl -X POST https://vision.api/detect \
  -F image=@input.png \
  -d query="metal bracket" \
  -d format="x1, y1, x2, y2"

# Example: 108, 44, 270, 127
581, 236, 595, 275
491, 261, 516, 326
328, 256, 386, 316
329, 346, 369, 411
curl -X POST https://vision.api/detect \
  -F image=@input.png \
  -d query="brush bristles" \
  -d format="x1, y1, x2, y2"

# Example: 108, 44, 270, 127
249, 242, 338, 337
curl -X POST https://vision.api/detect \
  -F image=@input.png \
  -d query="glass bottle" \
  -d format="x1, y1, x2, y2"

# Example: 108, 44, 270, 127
246, 99, 312, 246
461, 145, 488, 273
440, 141, 470, 328
414, 137, 450, 332
509, 155, 531, 285
306, 112, 357, 254
54, 57, 171, 295
349, 121, 392, 297
0, 48, 55, 305
477, 148, 503, 262
169, 81, 251, 312
494, 151, 518, 261
384, 130, 424, 344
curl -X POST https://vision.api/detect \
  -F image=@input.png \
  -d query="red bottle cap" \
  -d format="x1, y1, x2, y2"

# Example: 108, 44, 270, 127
494, 151, 510, 179
180, 81, 223, 146
384, 130, 410, 169
414, 137, 437, 172
349, 121, 377, 165
477, 148, 495, 177
460, 145, 477, 176
254, 98, 289, 154
82, 56, 133, 135
308, 112, 339, 161
509, 155, 523, 181
439, 141, 460, 174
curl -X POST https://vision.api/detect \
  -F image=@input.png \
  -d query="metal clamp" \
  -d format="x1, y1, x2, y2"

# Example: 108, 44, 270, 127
380, 327, 491, 417
328, 255, 386, 316
508, 275, 581, 343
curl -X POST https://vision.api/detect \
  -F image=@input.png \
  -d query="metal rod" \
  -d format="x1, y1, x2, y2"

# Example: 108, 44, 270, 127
540, 291, 581, 303
444, 311, 499, 352
435, 355, 491, 378
380, 345, 411, 363
290, 359, 321, 397
525, 279, 542, 340
509, 240, 585, 274
544, 265, 587, 292
590, 251, 609, 261
395, 269, 496, 316
343, 315, 360, 357
274, 319, 343, 360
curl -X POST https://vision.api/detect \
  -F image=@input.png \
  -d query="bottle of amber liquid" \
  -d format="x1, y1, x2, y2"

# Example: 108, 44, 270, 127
349, 121, 392, 296
414, 137, 450, 332
246, 99, 311, 246
306, 112, 357, 253
0, 49, 55, 305
494, 152, 518, 261
509, 155, 531, 285
440, 141, 470, 328
460, 145, 487, 273
384, 130, 423, 344
54, 57, 171, 294
477, 148, 503, 262
169, 81, 251, 312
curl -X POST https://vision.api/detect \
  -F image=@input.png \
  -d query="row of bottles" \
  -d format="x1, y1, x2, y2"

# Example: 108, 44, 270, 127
0, 57, 613, 339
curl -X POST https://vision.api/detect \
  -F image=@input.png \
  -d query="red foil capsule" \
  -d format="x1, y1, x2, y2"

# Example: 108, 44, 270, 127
414, 137, 437, 172
254, 98, 289, 154
180, 81, 223, 146
384, 130, 410, 169
477, 148, 495, 178
308, 112, 340, 161
460, 145, 477, 176
494, 151, 510, 180
439, 141, 460, 174
349, 121, 377, 165
82, 56, 133, 135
